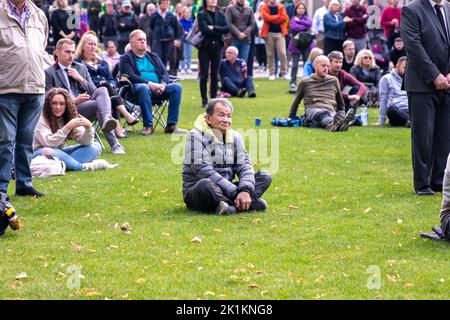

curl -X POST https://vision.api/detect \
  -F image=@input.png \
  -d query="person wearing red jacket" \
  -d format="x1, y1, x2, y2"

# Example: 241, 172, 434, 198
380, 0, 402, 50
260, 0, 290, 80
343, 0, 369, 54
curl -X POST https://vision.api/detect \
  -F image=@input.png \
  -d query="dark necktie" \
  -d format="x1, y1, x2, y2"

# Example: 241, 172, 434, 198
435, 4, 448, 42
64, 68, 78, 97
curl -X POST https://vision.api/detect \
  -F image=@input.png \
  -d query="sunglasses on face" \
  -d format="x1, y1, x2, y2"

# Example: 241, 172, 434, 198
363, 56, 372, 60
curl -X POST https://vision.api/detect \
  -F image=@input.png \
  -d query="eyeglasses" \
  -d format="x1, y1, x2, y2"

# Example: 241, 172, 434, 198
363, 56, 372, 60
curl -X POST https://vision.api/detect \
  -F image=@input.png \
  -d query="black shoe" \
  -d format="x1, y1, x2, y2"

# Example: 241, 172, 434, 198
336, 109, 355, 132
431, 184, 443, 193
405, 120, 411, 128
237, 88, 247, 97
201, 99, 208, 108
15, 187, 45, 197
248, 91, 256, 98
250, 198, 267, 211
415, 187, 436, 196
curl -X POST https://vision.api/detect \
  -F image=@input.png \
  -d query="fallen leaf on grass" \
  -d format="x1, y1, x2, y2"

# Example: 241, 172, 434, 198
397, 218, 404, 225
86, 249, 96, 254
190, 236, 202, 243
36, 256, 46, 261
386, 274, 397, 282
235, 268, 246, 273
160, 188, 169, 193
363, 207, 372, 214
404, 283, 414, 288
229, 275, 239, 280
252, 218, 263, 225
247, 263, 255, 269
71, 242, 82, 253
438, 278, 445, 283
242, 277, 251, 283
314, 275, 325, 282
248, 284, 260, 289
204, 291, 215, 296
213, 228, 223, 233
80, 288, 102, 297
260, 290, 269, 296
288, 205, 299, 209
135, 278, 146, 284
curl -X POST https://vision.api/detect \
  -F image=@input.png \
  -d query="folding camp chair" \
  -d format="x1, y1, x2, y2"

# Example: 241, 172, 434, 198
117, 75, 180, 132
91, 120, 105, 150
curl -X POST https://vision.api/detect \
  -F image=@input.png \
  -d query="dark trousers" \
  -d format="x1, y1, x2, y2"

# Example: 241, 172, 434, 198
255, 44, 267, 67
198, 41, 223, 102
152, 39, 173, 68
221, 76, 255, 96
387, 105, 409, 126
184, 170, 272, 213
408, 91, 450, 191
324, 38, 343, 56
98, 82, 124, 120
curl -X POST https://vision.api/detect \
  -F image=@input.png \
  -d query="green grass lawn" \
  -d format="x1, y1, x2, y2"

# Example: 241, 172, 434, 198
1, 79, 449, 300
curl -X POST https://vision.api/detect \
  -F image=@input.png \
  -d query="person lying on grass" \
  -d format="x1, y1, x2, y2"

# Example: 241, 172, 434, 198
182, 98, 272, 214
32, 88, 117, 171
288, 55, 355, 131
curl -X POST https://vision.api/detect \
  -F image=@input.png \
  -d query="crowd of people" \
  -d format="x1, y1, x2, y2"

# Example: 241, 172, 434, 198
2, 0, 450, 240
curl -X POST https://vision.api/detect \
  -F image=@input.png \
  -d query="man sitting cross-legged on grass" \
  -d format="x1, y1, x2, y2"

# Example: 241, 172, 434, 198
219, 46, 256, 98
120, 29, 187, 136
182, 98, 272, 214
289, 55, 354, 131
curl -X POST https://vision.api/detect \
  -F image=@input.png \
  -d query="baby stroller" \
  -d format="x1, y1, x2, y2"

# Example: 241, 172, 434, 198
368, 35, 390, 75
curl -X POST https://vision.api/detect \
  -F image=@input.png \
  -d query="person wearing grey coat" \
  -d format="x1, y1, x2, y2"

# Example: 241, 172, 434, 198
182, 99, 271, 214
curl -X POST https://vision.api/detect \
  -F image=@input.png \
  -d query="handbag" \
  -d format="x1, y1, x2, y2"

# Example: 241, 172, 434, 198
30, 155, 66, 178
293, 31, 313, 50
186, 19, 204, 49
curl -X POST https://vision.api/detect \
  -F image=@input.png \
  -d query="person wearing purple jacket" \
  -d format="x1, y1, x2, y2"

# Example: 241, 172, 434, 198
343, 0, 369, 54
287, 3, 313, 89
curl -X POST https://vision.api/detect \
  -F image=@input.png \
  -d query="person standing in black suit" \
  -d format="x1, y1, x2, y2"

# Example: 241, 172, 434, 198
401, 0, 450, 196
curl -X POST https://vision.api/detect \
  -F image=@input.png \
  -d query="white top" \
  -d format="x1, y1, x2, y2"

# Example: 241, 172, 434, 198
312, 6, 329, 35
429, 0, 448, 38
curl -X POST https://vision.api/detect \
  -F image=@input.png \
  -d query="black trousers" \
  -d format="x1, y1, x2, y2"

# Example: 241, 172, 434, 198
387, 105, 409, 127
408, 91, 450, 191
198, 40, 223, 102
184, 170, 272, 213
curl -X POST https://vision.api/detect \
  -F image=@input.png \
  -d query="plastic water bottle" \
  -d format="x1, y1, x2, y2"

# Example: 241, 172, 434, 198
360, 106, 369, 126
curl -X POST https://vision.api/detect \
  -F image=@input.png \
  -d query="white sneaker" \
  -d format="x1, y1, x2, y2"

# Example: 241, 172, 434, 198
111, 143, 125, 154
268, 74, 276, 80
84, 159, 118, 171
186, 69, 193, 74
282, 74, 291, 81
180, 70, 186, 74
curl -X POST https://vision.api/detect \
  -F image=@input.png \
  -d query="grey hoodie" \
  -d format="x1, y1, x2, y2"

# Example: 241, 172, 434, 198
378, 69, 408, 125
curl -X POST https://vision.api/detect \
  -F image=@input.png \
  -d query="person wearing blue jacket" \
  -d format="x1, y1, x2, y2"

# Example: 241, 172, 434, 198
323, 0, 347, 55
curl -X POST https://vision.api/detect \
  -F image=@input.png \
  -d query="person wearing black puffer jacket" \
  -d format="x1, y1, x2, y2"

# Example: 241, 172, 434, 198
197, 0, 229, 107
115, 0, 139, 54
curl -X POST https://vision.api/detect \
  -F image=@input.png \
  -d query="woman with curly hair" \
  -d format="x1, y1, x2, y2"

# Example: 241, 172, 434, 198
75, 33, 139, 138
32, 88, 117, 171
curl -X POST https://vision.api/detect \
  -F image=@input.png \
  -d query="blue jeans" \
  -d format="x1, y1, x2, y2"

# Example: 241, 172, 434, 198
133, 83, 182, 127
32, 144, 101, 171
182, 40, 193, 71
0, 93, 44, 192
231, 40, 251, 61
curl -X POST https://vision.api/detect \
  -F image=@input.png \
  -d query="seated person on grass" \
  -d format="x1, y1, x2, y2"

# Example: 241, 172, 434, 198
32, 88, 117, 171
377, 56, 409, 127
289, 55, 354, 132
328, 51, 367, 113
119, 29, 187, 136
45, 38, 125, 154
439, 154, 450, 240
182, 98, 272, 214
219, 46, 256, 98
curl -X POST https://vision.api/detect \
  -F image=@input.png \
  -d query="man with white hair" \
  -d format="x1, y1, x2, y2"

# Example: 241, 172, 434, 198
289, 55, 354, 131
219, 46, 256, 98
